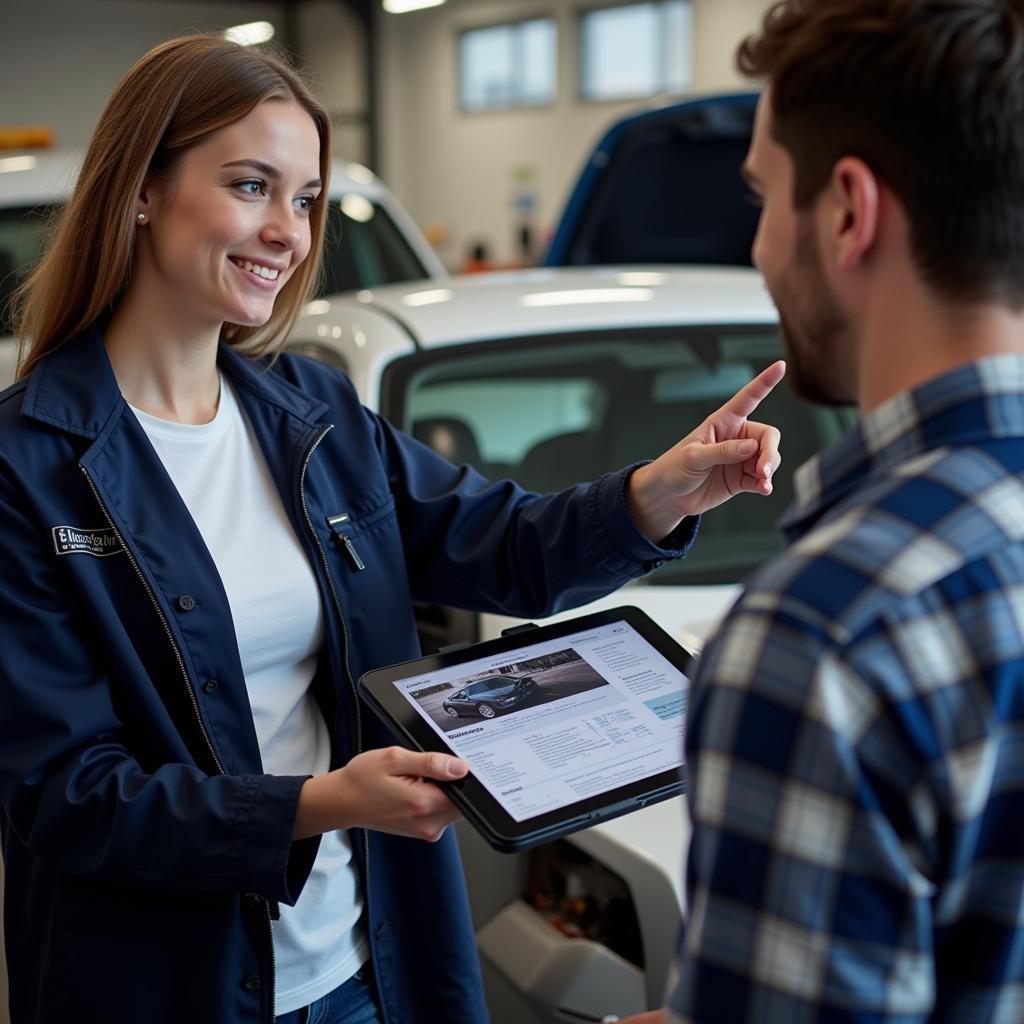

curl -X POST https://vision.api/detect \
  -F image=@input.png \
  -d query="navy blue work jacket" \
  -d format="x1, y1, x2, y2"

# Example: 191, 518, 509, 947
0, 329, 693, 1023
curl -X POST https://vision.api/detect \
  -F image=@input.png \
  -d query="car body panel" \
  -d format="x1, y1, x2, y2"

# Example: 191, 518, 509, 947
301, 266, 776, 358
545, 92, 759, 269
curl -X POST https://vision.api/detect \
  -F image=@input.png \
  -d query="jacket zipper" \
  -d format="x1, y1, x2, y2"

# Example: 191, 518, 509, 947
297, 427, 373, 944
264, 900, 277, 1021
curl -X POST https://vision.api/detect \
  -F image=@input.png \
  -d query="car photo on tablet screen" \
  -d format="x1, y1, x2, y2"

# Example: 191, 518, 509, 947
442, 675, 539, 719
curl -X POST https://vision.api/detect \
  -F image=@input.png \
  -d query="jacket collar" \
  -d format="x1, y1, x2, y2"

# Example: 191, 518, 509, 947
21, 326, 328, 439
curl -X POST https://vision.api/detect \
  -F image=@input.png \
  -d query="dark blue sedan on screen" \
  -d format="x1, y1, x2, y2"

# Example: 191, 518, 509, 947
441, 675, 539, 719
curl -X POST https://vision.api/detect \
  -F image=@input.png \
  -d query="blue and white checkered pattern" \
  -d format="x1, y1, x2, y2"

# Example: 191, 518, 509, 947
668, 355, 1024, 1023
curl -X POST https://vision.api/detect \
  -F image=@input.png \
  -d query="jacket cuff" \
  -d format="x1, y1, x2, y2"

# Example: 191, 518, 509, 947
242, 773, 320, 905
590, 464, 700, 576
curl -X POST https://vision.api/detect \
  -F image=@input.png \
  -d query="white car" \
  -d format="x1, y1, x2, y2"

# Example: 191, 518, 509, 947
290, 265, 853, 649
0, 149, 445, 386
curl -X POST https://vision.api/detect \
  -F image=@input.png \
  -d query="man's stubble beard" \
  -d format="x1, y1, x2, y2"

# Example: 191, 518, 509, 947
774, 214, 857, 408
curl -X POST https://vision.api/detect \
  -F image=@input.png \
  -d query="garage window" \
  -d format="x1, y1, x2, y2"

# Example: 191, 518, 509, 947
459, 18, 558, 111
579, 1, 693, 102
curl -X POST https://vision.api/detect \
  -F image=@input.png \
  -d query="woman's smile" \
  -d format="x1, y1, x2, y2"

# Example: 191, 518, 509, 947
228, 255, 286, 287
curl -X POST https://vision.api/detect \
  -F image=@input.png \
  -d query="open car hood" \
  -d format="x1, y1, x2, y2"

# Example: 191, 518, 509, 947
545, 92, 759, 268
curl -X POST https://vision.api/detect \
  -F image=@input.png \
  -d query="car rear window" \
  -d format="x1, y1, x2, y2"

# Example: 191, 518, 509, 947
383, 326, 856, 585
317, 199, 431, 296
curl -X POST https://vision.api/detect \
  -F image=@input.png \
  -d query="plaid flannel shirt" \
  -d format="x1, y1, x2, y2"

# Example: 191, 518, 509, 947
668, 355, 1024, 1023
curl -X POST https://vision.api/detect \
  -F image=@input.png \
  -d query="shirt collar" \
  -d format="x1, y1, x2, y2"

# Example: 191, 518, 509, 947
780, 354, 1024, 538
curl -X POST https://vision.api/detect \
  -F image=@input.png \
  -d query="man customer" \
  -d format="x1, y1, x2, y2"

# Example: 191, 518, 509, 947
624, 0, 1024, 1020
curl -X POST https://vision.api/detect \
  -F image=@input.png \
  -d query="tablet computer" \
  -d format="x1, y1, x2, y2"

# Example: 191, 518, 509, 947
358, 605, 692, 852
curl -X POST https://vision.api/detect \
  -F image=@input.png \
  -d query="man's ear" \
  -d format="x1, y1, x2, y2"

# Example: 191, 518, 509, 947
827, 156, 880, 273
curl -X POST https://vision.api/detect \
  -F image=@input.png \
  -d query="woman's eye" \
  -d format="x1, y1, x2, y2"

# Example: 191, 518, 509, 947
236, 180, 266, 197
294, 195, 318, 212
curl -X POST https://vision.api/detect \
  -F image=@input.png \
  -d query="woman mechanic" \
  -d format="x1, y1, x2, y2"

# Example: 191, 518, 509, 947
0, 34, 783, 1024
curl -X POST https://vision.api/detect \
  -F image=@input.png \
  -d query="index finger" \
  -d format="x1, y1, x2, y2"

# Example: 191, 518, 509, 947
720, 359, 786, 419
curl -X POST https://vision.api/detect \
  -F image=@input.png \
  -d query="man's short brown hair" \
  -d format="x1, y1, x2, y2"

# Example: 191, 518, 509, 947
738, 0, 1024, 307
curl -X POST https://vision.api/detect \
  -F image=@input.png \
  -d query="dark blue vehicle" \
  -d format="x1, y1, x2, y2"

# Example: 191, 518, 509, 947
545, 92, 759, 268
442, 674, 539, 719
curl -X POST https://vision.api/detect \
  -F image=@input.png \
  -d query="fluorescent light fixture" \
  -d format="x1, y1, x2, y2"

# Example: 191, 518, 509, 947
617, 272, 666, 286
0, 155, 37, 174
224, 21, 275, 46
520, 288, 654, 307
303, 299, 331, 316
383, 0, 446, 12
401, 288, 453, 307
340, 194, 375, 223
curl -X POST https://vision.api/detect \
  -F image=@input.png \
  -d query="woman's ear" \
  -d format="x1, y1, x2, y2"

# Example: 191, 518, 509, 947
135, 179, 156, 224
828, 156, 880, 273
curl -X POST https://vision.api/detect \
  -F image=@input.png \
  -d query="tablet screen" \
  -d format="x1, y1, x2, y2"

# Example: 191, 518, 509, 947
388, 618, 688, 822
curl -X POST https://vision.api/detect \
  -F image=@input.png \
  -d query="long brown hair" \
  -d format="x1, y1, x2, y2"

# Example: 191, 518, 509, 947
14, 34, 331, 379
737, 0, 1024, 309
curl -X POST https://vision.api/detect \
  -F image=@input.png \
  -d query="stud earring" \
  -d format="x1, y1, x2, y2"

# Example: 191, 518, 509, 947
136, 212, 146, 224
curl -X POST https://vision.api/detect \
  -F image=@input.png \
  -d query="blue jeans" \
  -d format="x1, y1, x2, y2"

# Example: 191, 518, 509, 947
276, 965, 383, 1024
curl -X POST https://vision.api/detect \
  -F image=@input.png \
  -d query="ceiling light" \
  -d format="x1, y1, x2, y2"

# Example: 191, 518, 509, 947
520, 288, 654, 307
383, 0, 446, 12
224, 21, 276, 46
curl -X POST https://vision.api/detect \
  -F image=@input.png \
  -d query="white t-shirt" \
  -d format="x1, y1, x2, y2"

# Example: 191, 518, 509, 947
131, 377, 367, 1014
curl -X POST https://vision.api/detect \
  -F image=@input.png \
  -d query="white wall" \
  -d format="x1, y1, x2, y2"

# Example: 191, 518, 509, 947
377, 0, 773, 268
296, 0, 371, 165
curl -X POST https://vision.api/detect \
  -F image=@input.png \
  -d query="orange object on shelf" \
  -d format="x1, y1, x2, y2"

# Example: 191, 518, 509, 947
0, 127, 56, 151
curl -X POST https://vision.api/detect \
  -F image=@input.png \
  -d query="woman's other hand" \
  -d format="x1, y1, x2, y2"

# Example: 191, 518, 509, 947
293, 747, 469, 842
627, 360, 785, 542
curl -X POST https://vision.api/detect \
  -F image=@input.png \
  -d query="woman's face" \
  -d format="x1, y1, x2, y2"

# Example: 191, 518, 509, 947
138, 98, 322, 333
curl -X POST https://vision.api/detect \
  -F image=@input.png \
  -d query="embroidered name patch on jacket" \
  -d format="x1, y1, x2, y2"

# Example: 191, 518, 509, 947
52, 525, 124, 558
